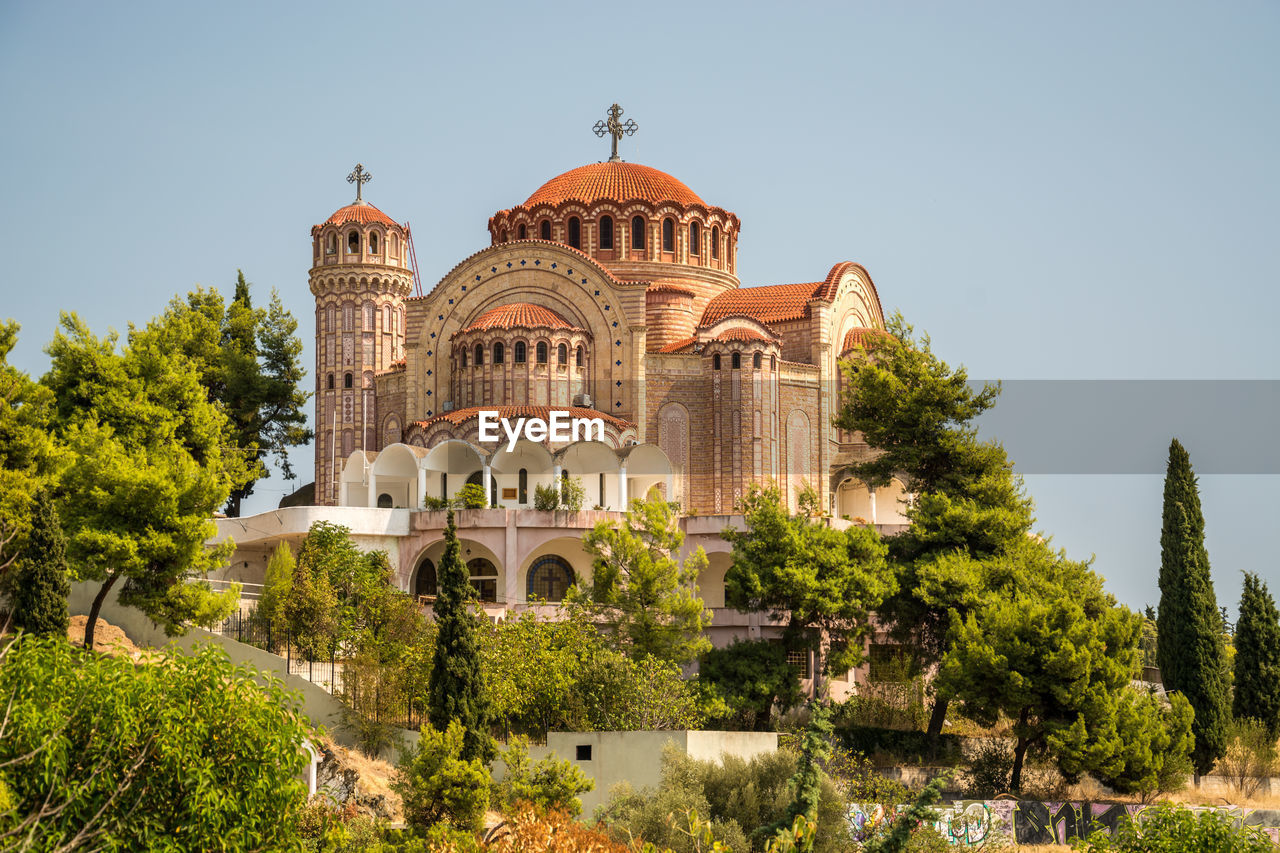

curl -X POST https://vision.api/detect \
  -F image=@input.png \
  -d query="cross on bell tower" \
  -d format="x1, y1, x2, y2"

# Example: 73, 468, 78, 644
347, 163, 372, 202
593, 104, 638, 162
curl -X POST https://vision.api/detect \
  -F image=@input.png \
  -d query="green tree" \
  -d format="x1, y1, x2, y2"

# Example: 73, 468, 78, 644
1156, 439, 1230, 778
394, 719, 491, 834
938, 545, 1144, 793
1233, 572, 1280, 735
834, 314, 1035, 740
428, 510, 493, 761
134, 274, 312, 517
1096, 689, 1194, 798
258, 540, 295, 638
7, 490, 70, 636
496, 737, 594, 816
573, 490, 711, 665
780, 703, 833, 830
699, 639, 802, 731
1081, 802, 1273, 853
0, 321, 60, 585
724, 485, 893, 696
42, 314, 243, 649
0, 634, 312, 851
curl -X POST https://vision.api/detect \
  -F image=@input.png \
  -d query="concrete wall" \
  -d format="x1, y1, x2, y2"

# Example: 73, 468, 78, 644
529, 730, 778, 817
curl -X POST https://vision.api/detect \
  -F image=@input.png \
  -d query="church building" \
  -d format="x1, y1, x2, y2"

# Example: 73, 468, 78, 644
215, 106, 909, 689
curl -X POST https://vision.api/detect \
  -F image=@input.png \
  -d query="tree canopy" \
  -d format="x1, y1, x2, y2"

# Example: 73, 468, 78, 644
1156, 439, 1230, 777
1233, 571, 1280, 735
573, 489, 711, 665
42, 313, 244, 648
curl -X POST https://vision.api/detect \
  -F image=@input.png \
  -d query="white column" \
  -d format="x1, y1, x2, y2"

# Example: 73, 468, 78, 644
417, 467, 427, 507
617, 464, 628, 509
368, 471, 378, 508
340, 479, 348, 507
868, 487, 877, 526
482, 463, 492, 506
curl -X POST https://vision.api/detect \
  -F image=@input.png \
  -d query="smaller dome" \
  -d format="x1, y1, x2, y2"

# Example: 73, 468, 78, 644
523, 161, 707, 208
715, 327, 777, 343
322, 201, 398, 228
461, 303, 581, 334
841, 327, 893, 353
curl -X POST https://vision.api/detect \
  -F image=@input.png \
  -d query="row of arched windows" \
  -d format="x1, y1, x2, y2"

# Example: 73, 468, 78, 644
508, 215, 722, 258
323, 301, 404, 333
413, 554, 575, 603
459, 340, 585, 368
324, 230, 398, 256
712, 352, 774, 371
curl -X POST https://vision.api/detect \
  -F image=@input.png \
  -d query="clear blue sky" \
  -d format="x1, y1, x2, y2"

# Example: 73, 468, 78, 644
2, 1, 1276, 614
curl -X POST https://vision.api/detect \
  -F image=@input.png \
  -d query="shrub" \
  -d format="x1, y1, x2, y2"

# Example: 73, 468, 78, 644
533, 483, 560, 510
0, 635, 311, 851
454, 483, 489, 509
496, 737, 594, 815
1081, 802, 1274, 852
1220, 718, 1280, 799
963, 739, 1012, 797
422, 495, 451, 510
394, 720, 490, 834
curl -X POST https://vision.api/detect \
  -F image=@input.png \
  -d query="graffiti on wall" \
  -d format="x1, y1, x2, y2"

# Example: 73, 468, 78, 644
849, 800, 1280, 846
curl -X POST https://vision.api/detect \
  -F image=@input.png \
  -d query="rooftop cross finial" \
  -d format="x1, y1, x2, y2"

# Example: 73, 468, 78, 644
593, 103, 638, 162
347, 163, 372, 203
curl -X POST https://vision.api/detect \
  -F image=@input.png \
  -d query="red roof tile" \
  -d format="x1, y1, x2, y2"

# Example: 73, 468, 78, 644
715, 327, 778, 343
523, 161, 707, 208
841, 327, 893, 353
322, 201, 398, 228
459, 303, 581, 334
701, 283, 819, 325
413, 405, 633, 432
656, 337, 698, 353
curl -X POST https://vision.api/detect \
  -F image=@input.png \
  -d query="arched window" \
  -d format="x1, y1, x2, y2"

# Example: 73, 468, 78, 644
711, 225, 720, 259
369, 232, 379, 253
753, 351, 763, 369
327, 374, 334, 390
343, 303, 354, 330
327, 235, 337, 255
575, 345, 584, 367
377, 493, 393, 508
631, 216, 645, 250
461, 348, 468, 368
493, 341, 504, 364
514, 341, 527, 363
689, 221, 700, 255
500, 230, 508, 242
414, 558, 438, 599
390, 233, 398, 254
557, 343, 567, 364
731, 351, 741, 369
536, 342, 548, 364
770, 355, 777, 370
467, 558, 499, 602
527, 556, 575, 602
518, 224, 527, 239
540, 220, 551, 240
568, 217, 581, 249
598, 472, 606, 507
326, 305, 335, 331
662, 218, 674, 252
364, 302, 375, 330
713, 354, 721, 370
383, 304, 391, 329
344, 372, 353, 388
599, 215, 614, 249
347, 231, 360, 253
518, 468, 528, 504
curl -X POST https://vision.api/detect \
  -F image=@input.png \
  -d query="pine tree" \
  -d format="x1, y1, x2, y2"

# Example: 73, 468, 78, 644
427, 510, 492, 761
1233, 572, 1280, 735
9, 490, 70, 636
1156, 439, 1230, 777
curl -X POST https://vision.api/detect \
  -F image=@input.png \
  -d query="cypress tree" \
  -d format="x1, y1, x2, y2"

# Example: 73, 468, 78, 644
10, 490, 70, 636
1233, 572, 1280, 735
427, 510, 492, 761
1156, 439, 1229, 777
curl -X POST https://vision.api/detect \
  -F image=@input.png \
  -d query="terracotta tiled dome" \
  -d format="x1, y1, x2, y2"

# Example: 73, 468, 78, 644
523, 162, 707, 208
461, 302, 580, 333
715, 327, 777, 343
841, 326, 893, 353
323, 201, 398, 228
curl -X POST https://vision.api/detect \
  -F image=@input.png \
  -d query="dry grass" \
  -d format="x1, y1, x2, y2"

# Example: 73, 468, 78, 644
318, 735, 404, 823
67, 615, 145, 658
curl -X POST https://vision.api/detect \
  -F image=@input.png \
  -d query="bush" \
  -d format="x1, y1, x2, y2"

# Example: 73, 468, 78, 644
532, 478, 585, 511
533, 483, 560, 510
393, 720, 490, 834
962, 739, 1012, 797
0, 635, 311, 851
422, 495, 451, 511
454, 483, 489, 509
496, 737, 594, 815
699, 639, 802, 731
834, 725, 964, 765
1220, 718, 1280, 799
1081, 802, 1274, 852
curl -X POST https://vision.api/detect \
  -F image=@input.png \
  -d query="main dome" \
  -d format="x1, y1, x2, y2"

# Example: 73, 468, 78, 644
523, 161, 707, 208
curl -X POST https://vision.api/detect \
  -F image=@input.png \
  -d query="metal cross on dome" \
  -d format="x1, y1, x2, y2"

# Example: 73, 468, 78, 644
593, 104, 638, 162
347, 163, 371, 202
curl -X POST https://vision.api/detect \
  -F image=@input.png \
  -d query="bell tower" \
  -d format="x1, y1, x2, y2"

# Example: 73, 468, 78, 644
309, 164, 414, 505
